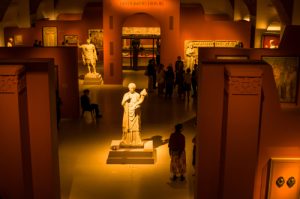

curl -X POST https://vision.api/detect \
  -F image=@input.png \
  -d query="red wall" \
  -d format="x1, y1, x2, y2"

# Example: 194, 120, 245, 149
0, 47, 79, 119
4, 3, 103, 47
4, 3, 252, 84
123, 12, 160, 27
180, 6, 251, 57
196, 48, 300, 199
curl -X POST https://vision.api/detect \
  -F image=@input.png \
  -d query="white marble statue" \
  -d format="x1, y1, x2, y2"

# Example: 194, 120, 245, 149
121, 83, 147, 147
185, 42, 195, 70
78, 38, 98, 74
7, 37, 14, 47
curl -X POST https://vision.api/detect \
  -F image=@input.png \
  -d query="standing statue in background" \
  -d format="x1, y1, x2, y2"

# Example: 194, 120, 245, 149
121, 83, 147, 147
78, 38, 103, 85
185, 42, 195, 70
78, 38, 98, 74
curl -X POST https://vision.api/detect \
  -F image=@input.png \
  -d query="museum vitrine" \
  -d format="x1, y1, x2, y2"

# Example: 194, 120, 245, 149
121, 27, 160, 69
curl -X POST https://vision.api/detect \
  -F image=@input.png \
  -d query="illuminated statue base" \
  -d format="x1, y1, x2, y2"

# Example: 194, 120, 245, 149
83, 72, 104, 85
107, 140, 156, 164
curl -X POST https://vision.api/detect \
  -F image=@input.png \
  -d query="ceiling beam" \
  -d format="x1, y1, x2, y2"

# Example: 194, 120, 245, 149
229, 0, 234, 8
271, 0, 293, 25
0, 0, 12, 21
243, 0, 257, 16
30, 0, 42, 14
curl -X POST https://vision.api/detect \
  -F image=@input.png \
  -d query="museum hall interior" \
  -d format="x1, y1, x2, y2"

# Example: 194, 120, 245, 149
1, 0, 300, 199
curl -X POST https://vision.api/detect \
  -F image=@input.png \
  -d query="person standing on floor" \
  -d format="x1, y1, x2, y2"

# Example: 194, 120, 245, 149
191, 64, 198, 98
168, 123, 186, 181
183, 68, 192, 102
146, 59, 156, 93
165, 64, 175, 99
175, 56, 185, 99
156, 64, 165, 97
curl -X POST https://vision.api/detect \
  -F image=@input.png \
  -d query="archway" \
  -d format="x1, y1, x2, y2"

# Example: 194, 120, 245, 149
103, 0, 180, 84
121, 13, 161, 70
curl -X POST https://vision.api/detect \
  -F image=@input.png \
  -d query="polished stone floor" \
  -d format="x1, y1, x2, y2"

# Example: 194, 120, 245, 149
59, 70, 197, 199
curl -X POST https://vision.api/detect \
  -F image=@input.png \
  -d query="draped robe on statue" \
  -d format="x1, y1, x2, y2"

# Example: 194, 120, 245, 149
121, 90, 146, 147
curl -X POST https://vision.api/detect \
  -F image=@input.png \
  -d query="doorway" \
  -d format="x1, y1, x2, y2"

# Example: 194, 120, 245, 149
121, 13, 161, 70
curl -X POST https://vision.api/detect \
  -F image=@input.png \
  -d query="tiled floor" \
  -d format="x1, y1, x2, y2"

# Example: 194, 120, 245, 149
59, 70, 197, 199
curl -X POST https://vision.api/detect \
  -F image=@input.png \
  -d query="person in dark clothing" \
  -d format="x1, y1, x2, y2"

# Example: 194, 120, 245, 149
146, 59, 156, 92
168, 123, 186, 181
33, 40, 39, 47
191, 64, 198, 98
80, 89, 102, 118
132, 38, 140, 70
175, 56, 185, 98
165, 64, 175, 98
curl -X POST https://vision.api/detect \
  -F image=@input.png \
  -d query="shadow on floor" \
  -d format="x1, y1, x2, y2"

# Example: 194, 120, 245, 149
143, 135, 169, 148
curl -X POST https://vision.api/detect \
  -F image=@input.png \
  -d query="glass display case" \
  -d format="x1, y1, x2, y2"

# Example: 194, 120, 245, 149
122, 35, 160, 69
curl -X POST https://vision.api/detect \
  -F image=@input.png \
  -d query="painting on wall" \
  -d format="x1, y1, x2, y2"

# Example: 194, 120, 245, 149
64, 35, 78, 45
88, 29, 103, 50
266, 158, 300, 199
262, 33, 280, 49
14, 34, 23, 46
262, 56, 299, 103
43, 27, 57, 46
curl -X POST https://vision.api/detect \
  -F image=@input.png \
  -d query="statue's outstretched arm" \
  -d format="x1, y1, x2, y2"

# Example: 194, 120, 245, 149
134, 89, 147, 107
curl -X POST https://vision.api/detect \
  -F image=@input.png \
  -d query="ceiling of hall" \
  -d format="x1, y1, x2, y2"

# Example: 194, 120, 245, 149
0, 0, 12, 21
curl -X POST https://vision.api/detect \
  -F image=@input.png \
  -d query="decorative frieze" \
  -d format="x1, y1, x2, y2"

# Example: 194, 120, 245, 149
0, 76, 18, 93
0, 66, 26, 94
225, 66, 263, 95
225, 76, 262, 95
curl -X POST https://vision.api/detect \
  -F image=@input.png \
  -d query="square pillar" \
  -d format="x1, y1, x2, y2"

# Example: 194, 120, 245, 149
220, 65, 263, 199
25, 64, 60, 199
0, 65, 33, 199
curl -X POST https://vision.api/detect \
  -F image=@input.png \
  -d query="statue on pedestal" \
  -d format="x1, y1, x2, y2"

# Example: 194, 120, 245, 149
121, 83, 147, 147
78, 38, 98, 74
78, 38, 103, 84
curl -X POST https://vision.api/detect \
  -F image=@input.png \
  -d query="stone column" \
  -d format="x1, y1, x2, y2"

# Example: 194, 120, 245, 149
0, 65, 33, 199
220, 65, 263, 199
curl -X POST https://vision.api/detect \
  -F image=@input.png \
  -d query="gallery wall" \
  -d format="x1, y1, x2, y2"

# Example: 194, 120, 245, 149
4, 2, 103, 49
0, 47, 79, 119
180, 5, 251, 52
196, 48, 300, 199
3, 1, 253, 85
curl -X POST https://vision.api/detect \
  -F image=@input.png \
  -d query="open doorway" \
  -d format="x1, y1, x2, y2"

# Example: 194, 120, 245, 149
121, 13, 161, 70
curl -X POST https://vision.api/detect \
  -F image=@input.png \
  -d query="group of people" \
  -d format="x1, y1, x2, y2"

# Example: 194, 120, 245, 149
145, 56, 198, 101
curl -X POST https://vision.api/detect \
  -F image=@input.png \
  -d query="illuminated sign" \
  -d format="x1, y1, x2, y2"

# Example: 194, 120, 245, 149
119, 0, 164, 6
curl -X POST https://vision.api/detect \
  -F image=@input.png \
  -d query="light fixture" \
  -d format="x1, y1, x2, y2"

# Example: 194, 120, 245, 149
267, 21, 281, 31
242, 16, 250, 22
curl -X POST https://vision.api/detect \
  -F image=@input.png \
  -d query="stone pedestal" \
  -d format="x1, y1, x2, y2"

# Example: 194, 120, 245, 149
107, 140, 156, 164
83, 72, 104, 85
